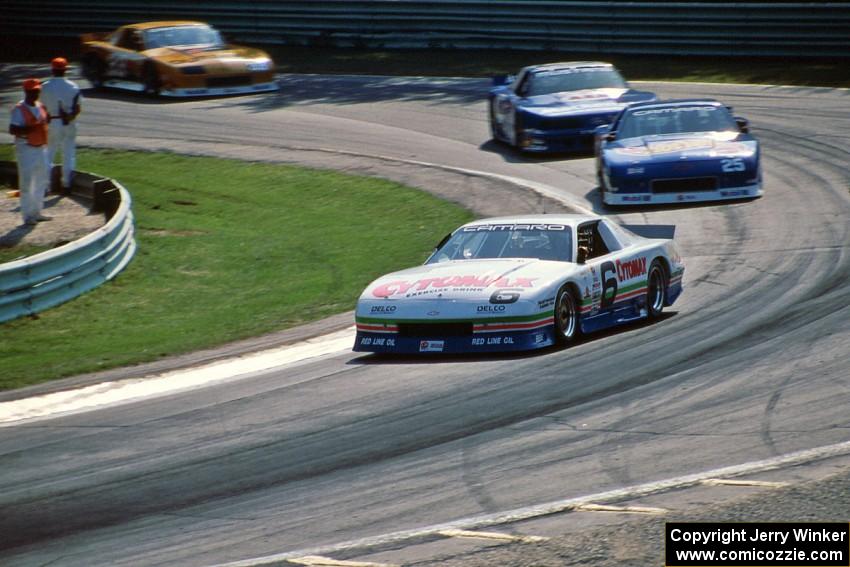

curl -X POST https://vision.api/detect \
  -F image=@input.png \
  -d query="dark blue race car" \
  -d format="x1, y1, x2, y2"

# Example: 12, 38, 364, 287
488, 61, 656, 153
596, 99, 762, 205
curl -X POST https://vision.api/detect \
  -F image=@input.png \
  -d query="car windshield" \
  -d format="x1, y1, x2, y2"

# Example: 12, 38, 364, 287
525, 67, 627, 96
428, 225, 573, 263
617, 105, 738, 138
144, 25, 224, 49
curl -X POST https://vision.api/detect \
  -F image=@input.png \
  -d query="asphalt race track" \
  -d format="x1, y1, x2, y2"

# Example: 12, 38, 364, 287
1, 74, 849, 566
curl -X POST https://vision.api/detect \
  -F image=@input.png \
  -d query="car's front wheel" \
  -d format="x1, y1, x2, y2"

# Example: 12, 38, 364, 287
646, 260, 667, 319
82, 54, 105, 89
142, 63, 161, 96
554, 285, 581, 345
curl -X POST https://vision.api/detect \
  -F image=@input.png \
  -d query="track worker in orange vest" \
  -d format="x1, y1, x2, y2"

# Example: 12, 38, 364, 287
41, 56, 82, 192
8, 78, 52, 226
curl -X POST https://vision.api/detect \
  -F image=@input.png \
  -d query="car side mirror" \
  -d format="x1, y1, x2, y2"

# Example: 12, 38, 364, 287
433, 233, 452, 252
605, 132, 617, 142
735, 117, 749, 133
426, 233, 453, 263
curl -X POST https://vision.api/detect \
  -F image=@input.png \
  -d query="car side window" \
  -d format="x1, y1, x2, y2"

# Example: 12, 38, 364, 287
116, 29, 143, 51
608, 111, 624, 137
577, 222, 611, 262
113, 29, 128, 47
597, 220, 624, 252
131, 31, 145, 51
514, 72, 531, 97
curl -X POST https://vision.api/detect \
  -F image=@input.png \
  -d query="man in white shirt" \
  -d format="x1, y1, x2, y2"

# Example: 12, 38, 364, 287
41, 57, 82, 192
8, 78, 52, 225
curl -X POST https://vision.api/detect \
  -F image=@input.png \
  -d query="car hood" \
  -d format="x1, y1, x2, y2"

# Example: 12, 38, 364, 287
520, 88, 655, 117
361, 259, 578, 302
145, 45, 269, 64
605, 132, 757, 162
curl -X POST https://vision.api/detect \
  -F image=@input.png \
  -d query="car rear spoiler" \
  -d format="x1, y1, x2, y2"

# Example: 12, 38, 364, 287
81, 31, 110, 44
491, 74, 514, 86
621, 224, 676, 240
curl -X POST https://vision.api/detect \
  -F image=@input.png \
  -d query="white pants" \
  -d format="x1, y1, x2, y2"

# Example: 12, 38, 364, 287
15, 142, 49, 222
47, 120, 77, 189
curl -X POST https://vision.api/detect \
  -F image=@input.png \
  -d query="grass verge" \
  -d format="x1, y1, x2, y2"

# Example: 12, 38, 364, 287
0, 147, 473, 390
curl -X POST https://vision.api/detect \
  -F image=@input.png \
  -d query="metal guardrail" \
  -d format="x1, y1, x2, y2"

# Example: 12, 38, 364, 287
3, 1, 850, 57
0, 164, 136, 323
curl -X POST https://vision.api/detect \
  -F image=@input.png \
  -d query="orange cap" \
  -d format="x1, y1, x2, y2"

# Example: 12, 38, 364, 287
23, 78, 41, 91
51, 57, 68, 71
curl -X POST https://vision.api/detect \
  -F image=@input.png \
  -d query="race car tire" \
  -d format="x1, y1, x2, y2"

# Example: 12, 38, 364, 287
82, 54, 106, 89
646, 259, 667, 319
489, 101, 500, 140
142, 63, 161, 96
513, 113, 524, 150
554, 285, 581, 345
596, 165, 606, 197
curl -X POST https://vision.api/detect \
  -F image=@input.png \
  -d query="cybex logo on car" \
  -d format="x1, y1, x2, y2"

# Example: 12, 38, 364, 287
477, 305, 506, 312
372, 276, 537, 298
616, 257, 647, 281
370, 305, 397, 313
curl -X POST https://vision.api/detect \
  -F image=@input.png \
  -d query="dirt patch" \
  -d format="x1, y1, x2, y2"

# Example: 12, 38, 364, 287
0, 189, 106, 249
139, 227, 206, 237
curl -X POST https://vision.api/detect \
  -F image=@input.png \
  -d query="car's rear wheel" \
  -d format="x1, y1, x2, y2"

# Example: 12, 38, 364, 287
554, 285, 581, 345
142, 63, 161, 96
82, 54, 105, 89
646, 260, 667, 319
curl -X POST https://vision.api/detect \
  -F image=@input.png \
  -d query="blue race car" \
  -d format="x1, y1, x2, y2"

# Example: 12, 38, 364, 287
488, 61, 656, 153
596, 99, 763, 205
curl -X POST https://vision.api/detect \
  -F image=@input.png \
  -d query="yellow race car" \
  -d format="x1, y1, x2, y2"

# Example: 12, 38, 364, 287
81, 21, 278, 97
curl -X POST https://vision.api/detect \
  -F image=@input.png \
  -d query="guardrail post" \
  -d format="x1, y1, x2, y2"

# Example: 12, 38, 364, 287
91, 178, 118, 217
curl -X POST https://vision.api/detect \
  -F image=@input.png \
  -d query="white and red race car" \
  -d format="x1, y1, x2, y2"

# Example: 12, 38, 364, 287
354, 214, 684, 354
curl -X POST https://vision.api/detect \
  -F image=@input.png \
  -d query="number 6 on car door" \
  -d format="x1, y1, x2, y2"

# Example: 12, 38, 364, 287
599, 260, 618, 310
